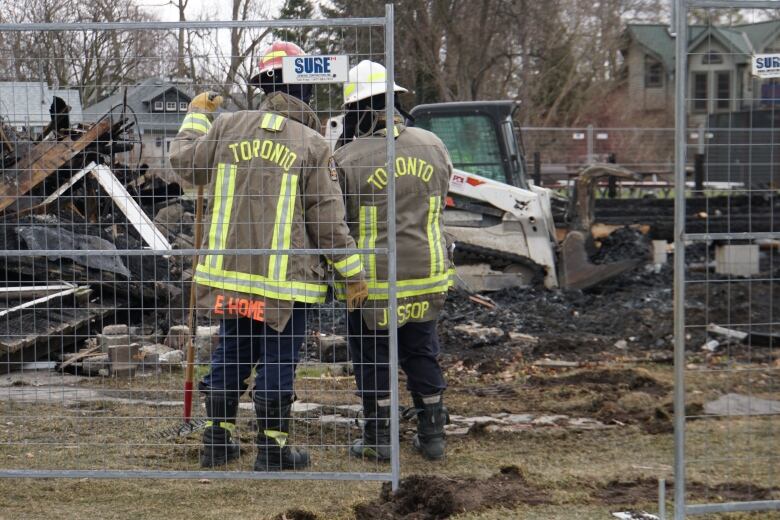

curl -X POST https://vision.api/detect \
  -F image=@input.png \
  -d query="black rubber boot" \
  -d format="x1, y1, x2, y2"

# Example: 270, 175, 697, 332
253, 395, 310, 471
412, 393, 447, 460
200, 393, 241, 468
351, 397, 391, 461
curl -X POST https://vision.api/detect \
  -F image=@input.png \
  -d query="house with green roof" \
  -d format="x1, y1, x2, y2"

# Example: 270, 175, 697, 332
623, 21, 780, 125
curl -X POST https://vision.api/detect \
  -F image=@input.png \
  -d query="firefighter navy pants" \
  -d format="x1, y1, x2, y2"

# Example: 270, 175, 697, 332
348, 311, 446, 398
202, 303, 306, 402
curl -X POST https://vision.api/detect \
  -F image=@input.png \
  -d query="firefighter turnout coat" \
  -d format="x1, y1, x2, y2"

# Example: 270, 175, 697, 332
333, 123, 454, 330
170, 92, 363, 332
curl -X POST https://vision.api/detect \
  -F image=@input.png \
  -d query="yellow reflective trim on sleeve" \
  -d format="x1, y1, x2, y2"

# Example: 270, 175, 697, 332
333, 271, 451, 300
195, 264, 328, 304
267, 173, 297, 282
186, 112, 212, 125
332, 254, 363, 278
180, 121, 209, 134
261, 113, 273, 129
262, 50, 287, 63
426, 196, 445, 277
263, 429, 288, 447
179, 113, 212, 134
273, 114, 284, 131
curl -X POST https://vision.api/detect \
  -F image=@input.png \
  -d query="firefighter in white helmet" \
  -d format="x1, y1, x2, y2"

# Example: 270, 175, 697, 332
170, 41, 368, 471
333, 60, 454, 461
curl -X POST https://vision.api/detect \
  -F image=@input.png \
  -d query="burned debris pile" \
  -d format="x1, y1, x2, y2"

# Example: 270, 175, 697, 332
0, 99, 192, 371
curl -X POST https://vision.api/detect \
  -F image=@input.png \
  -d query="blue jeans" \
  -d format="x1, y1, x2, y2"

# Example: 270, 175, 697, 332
201, 303, 306, 402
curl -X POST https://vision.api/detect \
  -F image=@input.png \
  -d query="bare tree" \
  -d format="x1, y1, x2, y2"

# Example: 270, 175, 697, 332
0, 0, 171, 105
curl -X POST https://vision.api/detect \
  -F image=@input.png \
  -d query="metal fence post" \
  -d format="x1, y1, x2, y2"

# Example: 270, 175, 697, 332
384, 2, 401, 493
673, 1, 688, 518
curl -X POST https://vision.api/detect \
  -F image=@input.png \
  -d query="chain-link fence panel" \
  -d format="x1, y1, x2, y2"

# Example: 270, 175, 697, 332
0, 7, 405, 488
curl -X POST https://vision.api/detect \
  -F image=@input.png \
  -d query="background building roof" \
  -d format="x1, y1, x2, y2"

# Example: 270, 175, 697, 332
0, 82, 83, 128
83, 78, 192, 133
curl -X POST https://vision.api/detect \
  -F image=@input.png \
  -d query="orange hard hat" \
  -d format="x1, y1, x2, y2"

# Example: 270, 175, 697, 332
258, 40, 305, 75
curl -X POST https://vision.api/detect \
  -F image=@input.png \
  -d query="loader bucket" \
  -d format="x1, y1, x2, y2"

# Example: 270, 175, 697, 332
558, 230, 640, 290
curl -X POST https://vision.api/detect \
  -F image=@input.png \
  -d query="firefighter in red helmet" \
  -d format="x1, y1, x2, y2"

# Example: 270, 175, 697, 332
170, 41, 368, 471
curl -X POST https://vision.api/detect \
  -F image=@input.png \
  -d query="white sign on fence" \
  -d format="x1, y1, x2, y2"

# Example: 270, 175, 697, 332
752, 54, 780, 78
282, 55, 349, 83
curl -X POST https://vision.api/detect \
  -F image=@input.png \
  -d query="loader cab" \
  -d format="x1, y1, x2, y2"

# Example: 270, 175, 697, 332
409, 100, 529, 189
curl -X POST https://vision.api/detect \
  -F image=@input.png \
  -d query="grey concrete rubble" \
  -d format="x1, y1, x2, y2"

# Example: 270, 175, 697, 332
313, 333, 349, 362
195, 325, 219, 363
704, 393, 780, 416
453, 321, 505, 346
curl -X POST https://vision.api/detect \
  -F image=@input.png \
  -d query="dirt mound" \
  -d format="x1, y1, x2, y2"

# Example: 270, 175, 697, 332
593, 478, 778, 506
524, 368, 674, 433
354, 466, 549, 520
526, 368, 670, 396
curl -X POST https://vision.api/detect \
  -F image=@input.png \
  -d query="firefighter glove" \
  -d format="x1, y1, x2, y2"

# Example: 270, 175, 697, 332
345, 279, 369, 311
190, 91, 224, 113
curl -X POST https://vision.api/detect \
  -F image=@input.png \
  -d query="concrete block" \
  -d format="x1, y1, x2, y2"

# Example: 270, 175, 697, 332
140, 344, 175, 365
98, 334, 130, 352
102, 324, 129, 336
652, 240, 668, 265
164, 325, 190, 351
314, 333, 348, 362
715, 244, 759, 277
108, 343, 142, 377
195, 326, 219, 363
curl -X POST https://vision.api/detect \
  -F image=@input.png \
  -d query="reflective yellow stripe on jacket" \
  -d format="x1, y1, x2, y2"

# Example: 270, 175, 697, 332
426, 196, 445, 276
195, 264, 329, 303
179, 112, 212, 134
194, 161, 330, 304
330, 255, 363, 278
334, 271, 453, 301
359, 205, 378, 281
206, 163, 237, 271
268, 173, 298, 281
261, 113, 286, 132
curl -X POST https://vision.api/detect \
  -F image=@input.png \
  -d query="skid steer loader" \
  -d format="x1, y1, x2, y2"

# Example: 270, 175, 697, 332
325, 100, 644, 291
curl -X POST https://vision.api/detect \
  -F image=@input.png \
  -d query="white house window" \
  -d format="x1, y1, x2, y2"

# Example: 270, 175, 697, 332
644, 56, 663, 88
179, 102, 188, 111
166, 101, 176, 111
155, 137, 163, 148
154, 101, 163, 111
693, 72, 708, 112
702, 51, 723, 65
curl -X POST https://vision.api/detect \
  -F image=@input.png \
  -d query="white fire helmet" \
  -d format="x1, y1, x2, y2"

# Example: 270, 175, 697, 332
342, 60, 407, 106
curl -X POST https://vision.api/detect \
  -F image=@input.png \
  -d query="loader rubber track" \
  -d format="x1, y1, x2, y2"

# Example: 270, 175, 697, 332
454, 242, 546, 284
